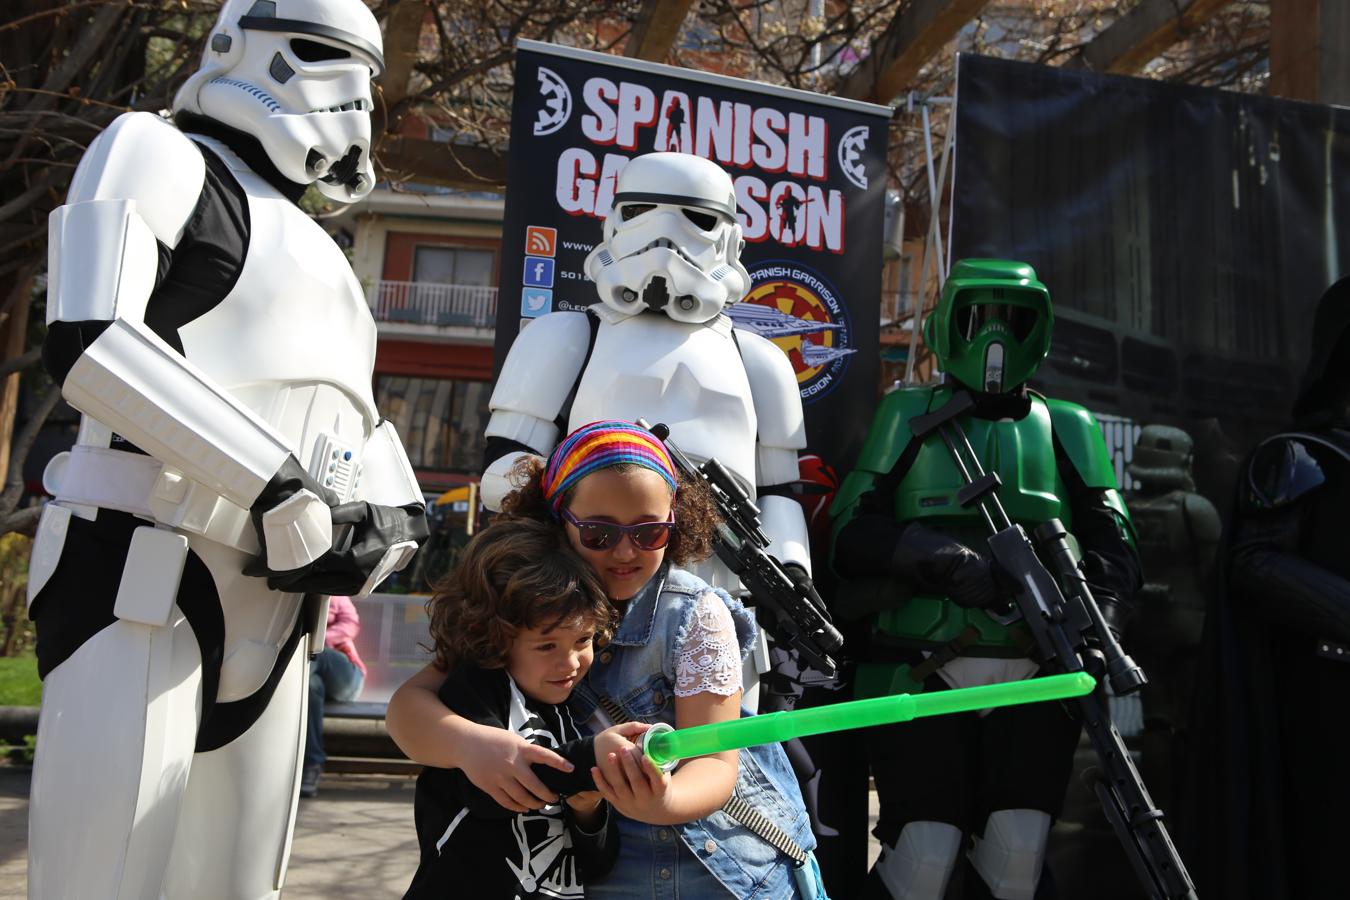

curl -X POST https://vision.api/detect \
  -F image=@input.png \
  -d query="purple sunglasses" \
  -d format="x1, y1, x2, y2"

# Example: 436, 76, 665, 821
561, 509, 675, 551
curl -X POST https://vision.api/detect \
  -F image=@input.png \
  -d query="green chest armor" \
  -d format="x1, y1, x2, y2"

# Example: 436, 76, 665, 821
876, 389, 1072, 655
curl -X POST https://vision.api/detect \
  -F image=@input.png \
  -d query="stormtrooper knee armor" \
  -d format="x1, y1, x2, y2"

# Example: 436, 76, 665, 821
27, 2, 426, 897
483, 152, 814, 707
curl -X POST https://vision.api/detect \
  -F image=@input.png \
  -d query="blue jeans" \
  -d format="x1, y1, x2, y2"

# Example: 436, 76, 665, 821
305, 648, 364, 768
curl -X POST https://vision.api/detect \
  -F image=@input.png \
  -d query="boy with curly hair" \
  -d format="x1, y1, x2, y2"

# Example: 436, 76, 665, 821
405, 517, 648, 899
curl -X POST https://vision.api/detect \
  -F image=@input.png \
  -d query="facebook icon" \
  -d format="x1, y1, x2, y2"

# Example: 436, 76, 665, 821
523, 256, 555, 288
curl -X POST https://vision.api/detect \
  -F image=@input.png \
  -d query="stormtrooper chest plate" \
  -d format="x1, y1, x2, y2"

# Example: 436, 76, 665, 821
570, 313, 758, 487
178, 139, 378, 459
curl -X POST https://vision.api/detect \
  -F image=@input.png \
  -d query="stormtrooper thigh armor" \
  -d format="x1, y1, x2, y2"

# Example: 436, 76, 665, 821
28, 114, 419, 899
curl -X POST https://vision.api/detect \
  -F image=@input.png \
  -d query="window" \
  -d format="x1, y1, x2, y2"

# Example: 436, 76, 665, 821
375, 375, 491, 472
413, 246, 494, 287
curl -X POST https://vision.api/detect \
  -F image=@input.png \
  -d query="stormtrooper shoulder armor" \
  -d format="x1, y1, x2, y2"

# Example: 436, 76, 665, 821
486, 311, 595, 453
64, 112, 205, 244
48, 114, 207, 333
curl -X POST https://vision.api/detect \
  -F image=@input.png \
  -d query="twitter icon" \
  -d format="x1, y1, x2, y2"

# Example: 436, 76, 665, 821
521, 288, 552, 317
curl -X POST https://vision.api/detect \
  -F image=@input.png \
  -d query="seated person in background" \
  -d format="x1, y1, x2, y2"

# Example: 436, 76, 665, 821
302, 595, 367, 798
404, 517, 645, 899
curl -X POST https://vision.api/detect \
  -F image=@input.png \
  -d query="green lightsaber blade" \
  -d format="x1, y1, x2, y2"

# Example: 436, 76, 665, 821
641, 672, 1095, 770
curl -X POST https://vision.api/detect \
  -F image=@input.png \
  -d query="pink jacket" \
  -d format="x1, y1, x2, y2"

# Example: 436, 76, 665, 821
325, 596, 367, 675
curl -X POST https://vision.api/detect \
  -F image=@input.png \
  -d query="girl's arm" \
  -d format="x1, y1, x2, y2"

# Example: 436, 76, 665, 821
591, 593, 743, 824
592, 688, 740, 825
386, 663, 574, 813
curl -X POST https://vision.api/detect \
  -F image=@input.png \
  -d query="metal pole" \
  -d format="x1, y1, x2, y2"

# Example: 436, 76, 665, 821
905, 94, 955, 383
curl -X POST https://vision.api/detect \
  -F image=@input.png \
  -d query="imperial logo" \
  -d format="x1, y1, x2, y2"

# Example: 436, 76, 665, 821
728, 261, 856, 403
534, 67, 572, 136
838, 125, 869, 190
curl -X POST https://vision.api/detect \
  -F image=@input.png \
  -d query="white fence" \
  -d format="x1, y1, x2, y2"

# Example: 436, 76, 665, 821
366, 280, 497, 328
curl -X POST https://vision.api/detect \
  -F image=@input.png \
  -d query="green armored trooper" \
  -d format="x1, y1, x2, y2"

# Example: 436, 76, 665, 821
1123, 425, 1221, 810
829, 259, 1141, 900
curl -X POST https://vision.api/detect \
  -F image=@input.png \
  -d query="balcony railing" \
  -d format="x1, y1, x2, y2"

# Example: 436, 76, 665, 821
367, 280, 498, 329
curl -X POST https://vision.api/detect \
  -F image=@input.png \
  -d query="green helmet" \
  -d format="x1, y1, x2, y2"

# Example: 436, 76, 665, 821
923, 259, 1053, 393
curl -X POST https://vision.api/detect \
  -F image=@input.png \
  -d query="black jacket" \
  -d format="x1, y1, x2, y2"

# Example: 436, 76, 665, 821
404, 665, 618, 899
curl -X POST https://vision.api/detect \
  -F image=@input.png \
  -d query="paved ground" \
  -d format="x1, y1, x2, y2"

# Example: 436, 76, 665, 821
0, 751, 1146, 898
0, 764, 881, 898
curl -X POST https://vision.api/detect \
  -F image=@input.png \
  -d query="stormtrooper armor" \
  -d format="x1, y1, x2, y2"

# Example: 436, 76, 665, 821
484, 152, 812, 705
27, 2, 426, 897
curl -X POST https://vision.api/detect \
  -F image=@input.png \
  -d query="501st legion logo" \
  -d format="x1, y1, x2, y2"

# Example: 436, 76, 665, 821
728, 261, 856, 403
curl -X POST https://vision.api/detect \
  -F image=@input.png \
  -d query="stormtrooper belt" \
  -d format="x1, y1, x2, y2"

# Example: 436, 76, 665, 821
47, 444, 256, 553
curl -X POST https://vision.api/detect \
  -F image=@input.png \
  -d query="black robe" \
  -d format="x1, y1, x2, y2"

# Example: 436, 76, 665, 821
1179, 277, 1350, 900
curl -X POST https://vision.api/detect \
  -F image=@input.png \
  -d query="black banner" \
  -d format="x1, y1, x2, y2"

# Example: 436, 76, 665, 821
952, 54, 1350, 447
496, 40, 890, 477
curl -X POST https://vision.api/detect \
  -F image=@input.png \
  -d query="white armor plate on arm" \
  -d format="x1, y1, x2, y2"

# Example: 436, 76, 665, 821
482, 310, 593, 509
738, 328, 811, 571
47, 199, 158, 325
481, 450, 544, 511
63, 317, 293, 508
737, 328, 808, 462
758, 494, 811, 574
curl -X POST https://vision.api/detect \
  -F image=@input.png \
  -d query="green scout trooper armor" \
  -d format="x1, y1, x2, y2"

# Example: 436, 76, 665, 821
829, 260, 1139, 900
833, 260, 1133, 690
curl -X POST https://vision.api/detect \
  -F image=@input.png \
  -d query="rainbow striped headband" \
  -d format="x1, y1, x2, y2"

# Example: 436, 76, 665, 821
542, 421, 678, 517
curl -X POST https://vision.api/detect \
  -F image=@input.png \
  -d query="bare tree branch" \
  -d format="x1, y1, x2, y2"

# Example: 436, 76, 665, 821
0, 348, 41, 379
0, 383, 60, 515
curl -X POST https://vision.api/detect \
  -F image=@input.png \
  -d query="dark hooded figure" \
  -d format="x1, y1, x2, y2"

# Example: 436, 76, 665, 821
1179, 275, 1350, 900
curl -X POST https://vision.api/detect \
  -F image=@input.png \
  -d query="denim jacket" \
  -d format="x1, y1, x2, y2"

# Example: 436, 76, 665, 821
570, 565, 816, 899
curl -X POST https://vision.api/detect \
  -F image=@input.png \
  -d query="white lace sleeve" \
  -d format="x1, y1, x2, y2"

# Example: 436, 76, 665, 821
674, 593, 742, 697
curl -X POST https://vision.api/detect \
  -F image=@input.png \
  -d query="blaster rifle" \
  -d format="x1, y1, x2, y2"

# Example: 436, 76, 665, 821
910, 390, 1197, 900
640, 420, 843, 677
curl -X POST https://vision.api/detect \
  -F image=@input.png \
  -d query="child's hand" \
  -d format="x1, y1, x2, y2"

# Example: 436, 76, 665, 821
566, 789, 604, 812
461, 726, 573, 813
593, 721, 648, 764
591, 744, 672, 824
565, 790, 606, 830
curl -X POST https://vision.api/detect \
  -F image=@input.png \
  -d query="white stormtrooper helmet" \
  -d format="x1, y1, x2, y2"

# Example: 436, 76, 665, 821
584, 152, 751, 324
173, 0, 384, 202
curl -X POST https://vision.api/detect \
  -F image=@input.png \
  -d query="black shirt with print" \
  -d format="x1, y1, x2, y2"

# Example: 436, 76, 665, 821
403, 665, 617, 899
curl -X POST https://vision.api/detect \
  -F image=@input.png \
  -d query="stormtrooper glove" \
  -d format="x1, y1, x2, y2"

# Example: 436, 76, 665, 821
246, 455, 429, 595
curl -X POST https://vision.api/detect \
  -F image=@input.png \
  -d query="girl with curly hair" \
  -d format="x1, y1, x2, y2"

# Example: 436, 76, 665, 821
390, 421, 825, 899
404, 516, 647, 899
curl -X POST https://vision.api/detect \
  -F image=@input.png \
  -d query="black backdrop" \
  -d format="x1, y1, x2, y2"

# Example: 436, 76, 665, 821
952, 54, 1350, 452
